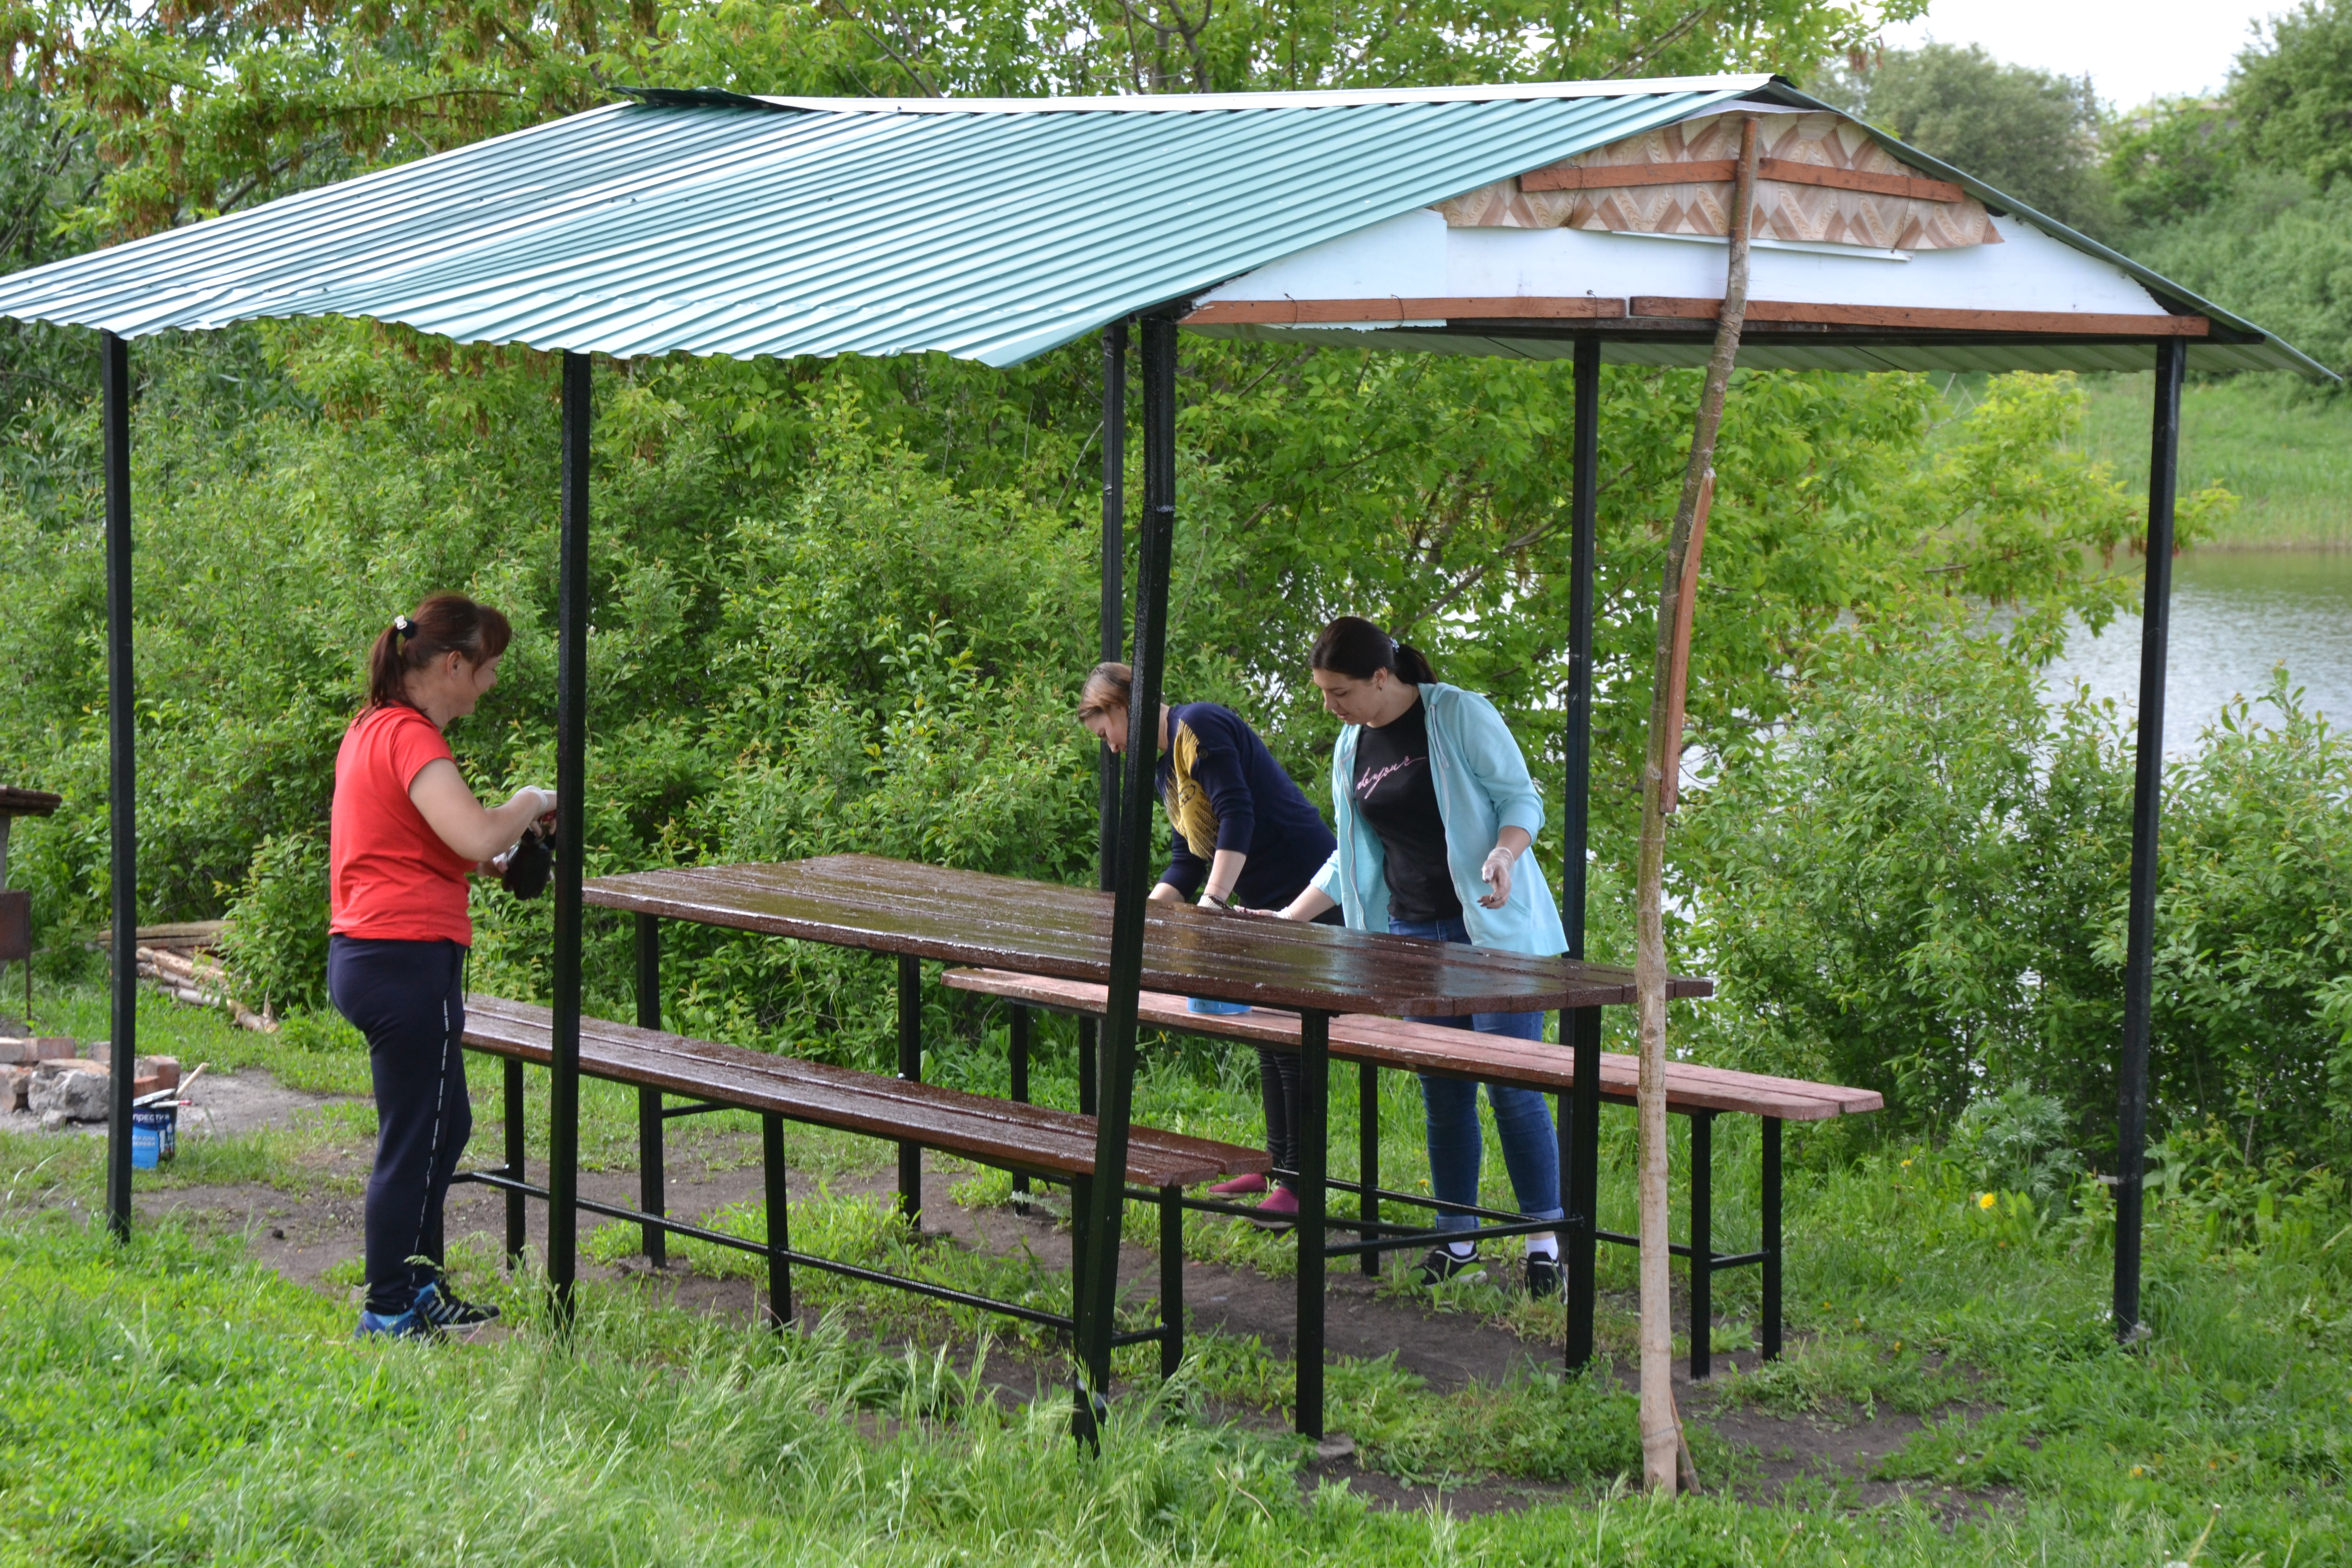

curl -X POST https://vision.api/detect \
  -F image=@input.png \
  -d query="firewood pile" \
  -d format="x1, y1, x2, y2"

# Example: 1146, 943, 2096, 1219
133, 925, 277, 1035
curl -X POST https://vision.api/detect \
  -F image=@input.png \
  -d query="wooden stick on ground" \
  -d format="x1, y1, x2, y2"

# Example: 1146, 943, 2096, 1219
1635, 112, 1759, 1497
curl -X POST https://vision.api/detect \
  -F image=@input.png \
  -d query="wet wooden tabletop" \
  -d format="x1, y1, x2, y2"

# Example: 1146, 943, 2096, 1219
585, 854, 1713, 1018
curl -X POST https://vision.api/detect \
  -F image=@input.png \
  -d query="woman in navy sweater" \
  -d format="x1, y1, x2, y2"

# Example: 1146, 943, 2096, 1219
1077, 662, 1335, 1223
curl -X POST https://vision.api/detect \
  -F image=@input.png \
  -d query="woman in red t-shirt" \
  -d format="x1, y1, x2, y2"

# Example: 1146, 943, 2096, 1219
328, 593, 552, 1338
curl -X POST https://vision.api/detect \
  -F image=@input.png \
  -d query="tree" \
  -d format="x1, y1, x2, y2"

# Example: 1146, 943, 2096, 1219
2236, 0, 2352, 194
1815, 41, 2117, 236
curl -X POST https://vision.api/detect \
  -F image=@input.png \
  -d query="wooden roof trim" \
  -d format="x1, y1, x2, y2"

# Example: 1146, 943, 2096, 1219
1631, 298, 2212, 336
1521, 156, 1966, 204
1188, 297, 2213, 338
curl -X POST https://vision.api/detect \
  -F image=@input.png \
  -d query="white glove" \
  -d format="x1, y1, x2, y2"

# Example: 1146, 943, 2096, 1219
1478, 845, 1517, 909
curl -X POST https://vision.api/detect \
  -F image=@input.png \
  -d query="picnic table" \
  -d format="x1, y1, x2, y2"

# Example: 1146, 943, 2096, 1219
581, 852, 1711, 1434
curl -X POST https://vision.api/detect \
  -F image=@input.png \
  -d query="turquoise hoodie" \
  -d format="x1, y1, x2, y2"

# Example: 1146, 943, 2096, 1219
1308, 682, 1568, 958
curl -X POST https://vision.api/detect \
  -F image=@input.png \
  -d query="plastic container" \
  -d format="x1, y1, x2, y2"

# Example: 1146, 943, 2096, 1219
131, 1104, 178, 1169
1186, 996, 1253, 1016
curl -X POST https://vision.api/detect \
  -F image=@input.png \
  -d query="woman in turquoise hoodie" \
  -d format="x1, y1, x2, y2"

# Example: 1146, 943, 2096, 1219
1272, 617, 1570, 1297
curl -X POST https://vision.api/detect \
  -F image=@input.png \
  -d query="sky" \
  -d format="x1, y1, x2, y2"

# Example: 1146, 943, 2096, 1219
1877, 0, 2287, 111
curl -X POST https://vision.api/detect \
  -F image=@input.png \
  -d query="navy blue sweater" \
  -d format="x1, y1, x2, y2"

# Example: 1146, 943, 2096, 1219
1155, 702, 1336, 910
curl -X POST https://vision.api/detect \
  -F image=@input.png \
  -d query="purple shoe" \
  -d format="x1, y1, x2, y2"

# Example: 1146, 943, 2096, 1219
1248, 1186, 1300, 1230
1209, 1171, 1269, 1197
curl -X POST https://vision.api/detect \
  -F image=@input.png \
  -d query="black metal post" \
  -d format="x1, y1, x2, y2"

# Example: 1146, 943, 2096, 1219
897, 952, 923, 1225
1689, 1110, 1713, 1381
1072, 312, 1176, 1444
1358, 1063, 1379, 1278
547, 350, 593, 1325
1761, 1116, 1781, 1360
1010, 1004, 1032, 1213
1100, 318, 1128, 881
503, 1057, 526, 1266
764, 1111, 792, 1328
101, 330, 135, 1242
1295, 1008, 1330, 1437
1079, 1020, 1098, 1116
2115, 337, 2184, 1342
1562, 334, 1603, 1367
635, 913, 666, 1267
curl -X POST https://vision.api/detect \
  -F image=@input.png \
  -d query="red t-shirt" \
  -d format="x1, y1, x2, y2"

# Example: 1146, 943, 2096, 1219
329, 704, 476, 944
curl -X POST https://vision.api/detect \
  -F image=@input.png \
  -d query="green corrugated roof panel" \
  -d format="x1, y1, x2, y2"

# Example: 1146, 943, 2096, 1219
0, 80, 1761, 366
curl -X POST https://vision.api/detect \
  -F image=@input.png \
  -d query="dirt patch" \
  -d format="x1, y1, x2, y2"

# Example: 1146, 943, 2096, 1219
39, 1063, 2002, 1515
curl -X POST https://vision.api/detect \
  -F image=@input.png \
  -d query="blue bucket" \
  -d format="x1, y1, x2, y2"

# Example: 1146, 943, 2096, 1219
131, 1104, 177, 1169
1186, 996, 1252, 1016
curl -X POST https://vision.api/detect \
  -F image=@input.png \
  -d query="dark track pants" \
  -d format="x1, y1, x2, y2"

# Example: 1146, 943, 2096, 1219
328, 935, 471, 1314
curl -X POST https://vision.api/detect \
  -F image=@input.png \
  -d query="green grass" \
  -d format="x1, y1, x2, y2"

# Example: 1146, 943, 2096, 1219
2076, 372, 2352, 549
11, 981, 2352, 1560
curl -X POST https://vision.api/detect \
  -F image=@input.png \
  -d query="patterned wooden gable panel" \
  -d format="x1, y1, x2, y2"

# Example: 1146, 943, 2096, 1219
1436, 111, 2001, 251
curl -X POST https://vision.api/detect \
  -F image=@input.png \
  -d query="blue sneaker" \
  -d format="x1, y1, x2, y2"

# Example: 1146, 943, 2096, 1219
355, 1300, 438, 1340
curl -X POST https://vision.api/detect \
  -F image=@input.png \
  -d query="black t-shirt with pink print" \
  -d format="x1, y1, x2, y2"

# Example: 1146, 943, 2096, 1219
1351, 694, 1461, 923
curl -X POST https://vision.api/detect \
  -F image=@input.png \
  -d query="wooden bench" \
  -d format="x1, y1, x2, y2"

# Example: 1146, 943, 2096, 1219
942, 968, 1882, 1381
455, 994, 1267, 1374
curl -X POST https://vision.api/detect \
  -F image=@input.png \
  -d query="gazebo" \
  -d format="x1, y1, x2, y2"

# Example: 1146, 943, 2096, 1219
0, 73, 2326, 1407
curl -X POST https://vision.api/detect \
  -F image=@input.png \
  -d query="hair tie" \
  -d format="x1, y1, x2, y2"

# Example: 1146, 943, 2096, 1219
393, 615, 416, 642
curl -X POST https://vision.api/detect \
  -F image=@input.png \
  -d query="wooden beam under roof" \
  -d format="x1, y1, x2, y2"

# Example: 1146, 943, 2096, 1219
1520, 157, 1966, 204
1185, 298, 2211, 337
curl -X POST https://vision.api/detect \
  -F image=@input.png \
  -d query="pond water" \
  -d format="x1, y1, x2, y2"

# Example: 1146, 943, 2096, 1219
2042, 551, 2352, 750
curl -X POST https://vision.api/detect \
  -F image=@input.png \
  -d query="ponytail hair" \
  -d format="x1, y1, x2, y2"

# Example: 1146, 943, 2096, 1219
365, 594, 513, 713
1309, 616, 1436, 687
1077, 661, 1134, 720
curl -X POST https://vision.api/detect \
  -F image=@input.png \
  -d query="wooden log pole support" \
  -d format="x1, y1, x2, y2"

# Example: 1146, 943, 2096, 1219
1634, 113, 1758, 1496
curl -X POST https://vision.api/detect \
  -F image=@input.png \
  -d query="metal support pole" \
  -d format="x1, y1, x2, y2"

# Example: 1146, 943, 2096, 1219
1073, 311, 1176, 1446
1087, 321, 1126, 1138
897, 952, 923, 1226
1562, 334, 1603, 1367
101, 331, 135, 1242
503, 1056, 526, 1266
1761, 1116, 1782, 1360
635, 913, 666, 1267
547, 350, 593, 1325
1010, 1004, 1032, 1213
2115, 337, 2184, 1342
1358, 1062, 1379, 1278
764, 1111, 792, 1328
1295, 1009, 1330, 1437
1689, 1110, 1714, 1381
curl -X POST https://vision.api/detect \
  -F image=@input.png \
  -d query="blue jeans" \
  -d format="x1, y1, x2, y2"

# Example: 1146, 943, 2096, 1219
1387, 915, 1564, 1236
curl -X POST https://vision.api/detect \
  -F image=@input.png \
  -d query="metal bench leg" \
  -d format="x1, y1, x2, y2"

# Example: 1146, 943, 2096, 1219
635, 913, 666, 1267
1691, 1110, 1714, 1381
503, 1056, 526, 1268
1010, 1005, 1031, 1215
896, 953, 922, 1227
1763, 1116, 1782, 1361
1068, 1171, 1093, 1340
1358, 1061, 1379, 1278
1565, 1008, 1601, 1368
763, 1111, 791, 1329
1159, 1183, 1184, 1379
1077, 1016, 1098, 1117
1296, 1009, 1329, 1438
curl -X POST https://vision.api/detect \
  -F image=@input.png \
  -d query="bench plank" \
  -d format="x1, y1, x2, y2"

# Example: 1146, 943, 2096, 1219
939, 970, 1881, 1122
461, 996, 1265, 1189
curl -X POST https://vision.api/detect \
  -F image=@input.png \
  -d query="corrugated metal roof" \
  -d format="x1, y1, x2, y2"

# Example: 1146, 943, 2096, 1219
0, 81, 1755, 366
0, 73, 2326, 378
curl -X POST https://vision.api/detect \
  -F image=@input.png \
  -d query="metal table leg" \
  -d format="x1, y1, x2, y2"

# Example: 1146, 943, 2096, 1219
1296, 1009, 1329, 1437
1010, 1004, 1032, 1214
764, 1111, 792, 1328
1358, 1061, 1379, 1278
503, 1056, 526, 1268
1690, 1109, 1714, 1381
1763, 1116, 1782, 1361
1160, 1183, 1184, 1378
635, 913, 666, 1267
897, 953, 922, 1226
1565, 1007, 1601, 1367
